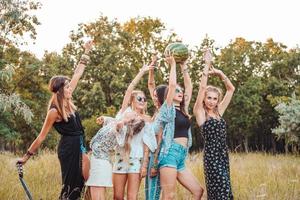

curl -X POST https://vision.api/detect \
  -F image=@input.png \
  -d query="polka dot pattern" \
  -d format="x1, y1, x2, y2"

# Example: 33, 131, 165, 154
202, 117, 234, 200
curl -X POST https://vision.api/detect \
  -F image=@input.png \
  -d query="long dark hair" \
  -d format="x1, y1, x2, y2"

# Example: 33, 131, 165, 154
48, 76, 76, 121
154, 84, 167, 107
155, 84, 188, 117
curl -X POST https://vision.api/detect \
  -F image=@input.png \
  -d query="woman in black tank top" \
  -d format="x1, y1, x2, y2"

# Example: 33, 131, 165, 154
17, 41, 93, 200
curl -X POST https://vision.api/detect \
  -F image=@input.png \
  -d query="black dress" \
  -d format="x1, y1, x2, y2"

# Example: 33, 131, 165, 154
202, 117, 233, 200
51, 106, 86, 200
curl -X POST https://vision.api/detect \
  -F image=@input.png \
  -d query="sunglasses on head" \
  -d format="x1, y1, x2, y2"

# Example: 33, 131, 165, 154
136, 96, 147, 102
175, 88, 183, 94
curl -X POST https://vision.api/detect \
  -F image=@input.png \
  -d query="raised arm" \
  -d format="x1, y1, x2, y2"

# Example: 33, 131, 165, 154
180, 61, 193, 114
69, 41, 93, 94
165, 56, 177, 106
193, 49, 212, 126
148, 55, 158, 102
120, 65, 150, 113
209, 67, 235, 116
17, 109, 58, 164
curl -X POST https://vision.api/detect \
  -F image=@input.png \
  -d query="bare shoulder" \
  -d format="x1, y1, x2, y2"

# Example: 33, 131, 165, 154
143, 114, 153, 122
47, 108, 59, 120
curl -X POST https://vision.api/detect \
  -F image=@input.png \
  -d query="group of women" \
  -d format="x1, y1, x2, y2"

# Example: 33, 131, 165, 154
17, 41, 235, 200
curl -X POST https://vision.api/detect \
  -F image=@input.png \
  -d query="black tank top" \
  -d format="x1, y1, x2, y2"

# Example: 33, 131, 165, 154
50, 105, 84, 136
174, 109, 190, 138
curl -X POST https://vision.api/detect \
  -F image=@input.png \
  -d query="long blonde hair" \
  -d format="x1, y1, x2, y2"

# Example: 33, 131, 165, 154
129, 90, 147, 114
47, 76, 76, 122
123, 118, 145, 160
204, 85, 223, 117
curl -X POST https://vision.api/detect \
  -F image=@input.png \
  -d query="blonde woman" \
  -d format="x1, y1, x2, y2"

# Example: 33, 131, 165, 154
86, 111, 146, 200
17, 41, 93, 200
113, 63, 157, 200
193, 49, 235, 200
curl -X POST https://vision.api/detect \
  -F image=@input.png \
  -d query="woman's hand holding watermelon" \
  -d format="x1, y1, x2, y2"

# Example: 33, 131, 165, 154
179, 60, 189, 72
165, 55, 176, 67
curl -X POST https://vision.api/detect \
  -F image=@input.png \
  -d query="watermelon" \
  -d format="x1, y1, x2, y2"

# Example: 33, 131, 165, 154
164, 42, 189, 63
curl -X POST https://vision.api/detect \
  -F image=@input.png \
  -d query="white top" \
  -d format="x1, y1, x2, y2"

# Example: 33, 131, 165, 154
114, 107, 157, 158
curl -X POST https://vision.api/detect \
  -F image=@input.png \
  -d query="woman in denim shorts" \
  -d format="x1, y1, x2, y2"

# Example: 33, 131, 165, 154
155, 55, 204, 200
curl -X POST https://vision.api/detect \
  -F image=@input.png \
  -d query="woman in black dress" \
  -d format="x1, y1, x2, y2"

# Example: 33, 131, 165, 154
17, 41, 93, 200
193, 49, 235, 200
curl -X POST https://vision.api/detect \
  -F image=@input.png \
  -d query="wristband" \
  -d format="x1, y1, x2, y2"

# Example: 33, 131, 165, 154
26, 150, 34, 157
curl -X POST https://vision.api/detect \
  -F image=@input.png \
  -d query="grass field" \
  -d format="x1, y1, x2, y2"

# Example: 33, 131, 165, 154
1, 151, 299, 200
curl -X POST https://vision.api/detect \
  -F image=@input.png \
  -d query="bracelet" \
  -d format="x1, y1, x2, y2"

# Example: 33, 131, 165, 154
152, 162, 158, 170
25, 150, 34, 157
79, 54, 90, 65
182, 68, 189, 73
222, 76, 228, 82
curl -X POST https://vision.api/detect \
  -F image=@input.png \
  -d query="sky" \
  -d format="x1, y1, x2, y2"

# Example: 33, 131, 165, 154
21, 0, 300, 58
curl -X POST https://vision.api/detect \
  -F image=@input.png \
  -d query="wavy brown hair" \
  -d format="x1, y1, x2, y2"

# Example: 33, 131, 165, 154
47, 76, 76, 122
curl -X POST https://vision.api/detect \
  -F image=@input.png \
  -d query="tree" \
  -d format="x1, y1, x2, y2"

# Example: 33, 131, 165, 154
0, 0, 41, 151
272, 94, 300, 153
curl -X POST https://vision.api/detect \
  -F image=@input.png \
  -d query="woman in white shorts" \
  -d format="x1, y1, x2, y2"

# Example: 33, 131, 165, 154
86, 111, 145, 200
113, 61, 157, 200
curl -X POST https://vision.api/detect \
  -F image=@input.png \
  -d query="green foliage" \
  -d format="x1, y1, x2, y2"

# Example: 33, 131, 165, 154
0, 0, 42, 151
0, 4, 299, 154
82, 115, 101, 144
272, 94, 300, 147
0, 0, 41, 44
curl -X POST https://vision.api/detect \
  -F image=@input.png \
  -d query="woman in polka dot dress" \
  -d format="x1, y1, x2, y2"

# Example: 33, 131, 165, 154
193, 49, 235, 200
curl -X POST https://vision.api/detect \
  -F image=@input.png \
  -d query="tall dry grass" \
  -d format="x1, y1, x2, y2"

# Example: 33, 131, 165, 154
1, 151, 299, 200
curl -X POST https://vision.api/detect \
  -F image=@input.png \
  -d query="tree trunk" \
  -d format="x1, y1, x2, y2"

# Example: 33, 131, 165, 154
244, 137, 249, 153
285, 143, 289, 154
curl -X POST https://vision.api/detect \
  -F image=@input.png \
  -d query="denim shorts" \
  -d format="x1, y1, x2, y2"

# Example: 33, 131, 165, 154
159, 142, 188, 171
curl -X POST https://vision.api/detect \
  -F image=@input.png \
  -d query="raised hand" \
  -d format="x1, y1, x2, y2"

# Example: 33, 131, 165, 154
208, 66, 223, 77
83, 40, 94, 54
203, 48, 213, 66
165, 55, 176, 67
140, 64, 151, 73
150, 54, 158, 66
179, 59, 188, 70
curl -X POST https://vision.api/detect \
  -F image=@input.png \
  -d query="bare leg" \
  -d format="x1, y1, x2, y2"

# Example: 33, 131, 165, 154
160, 167, 177, 200
113, 173, 127, 200
82, 153, 90, 181
90, 186, 106, 200
127, 173, 141, 200
177, 169, 204, 200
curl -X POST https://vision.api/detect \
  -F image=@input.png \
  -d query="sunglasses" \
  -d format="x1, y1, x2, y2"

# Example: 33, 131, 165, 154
136, 96, 147, 102
175, 88, 183, 94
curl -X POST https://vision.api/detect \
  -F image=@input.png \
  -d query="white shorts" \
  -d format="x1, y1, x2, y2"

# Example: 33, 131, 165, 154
85, 155, 113, 187
112, 153, 142, 174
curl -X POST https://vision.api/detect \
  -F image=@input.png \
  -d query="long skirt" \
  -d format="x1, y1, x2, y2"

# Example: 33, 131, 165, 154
58, 135, 84, 200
